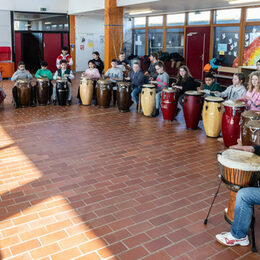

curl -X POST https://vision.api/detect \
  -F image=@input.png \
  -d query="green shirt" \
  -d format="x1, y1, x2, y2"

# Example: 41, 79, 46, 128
35, 69, 53, 80
203, 81, 222, 96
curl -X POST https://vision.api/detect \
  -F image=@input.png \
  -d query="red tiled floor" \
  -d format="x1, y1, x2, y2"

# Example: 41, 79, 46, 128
0, 74, 260, 259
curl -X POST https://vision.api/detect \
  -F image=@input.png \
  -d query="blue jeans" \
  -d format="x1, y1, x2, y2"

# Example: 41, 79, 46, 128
53, 83, 72, 100
131, 87, 142, 104
231, 187, 260, 239
155, 90, 162, 109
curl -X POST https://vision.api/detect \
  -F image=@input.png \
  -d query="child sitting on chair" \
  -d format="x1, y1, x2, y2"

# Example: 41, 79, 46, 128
53, 59, 74, 105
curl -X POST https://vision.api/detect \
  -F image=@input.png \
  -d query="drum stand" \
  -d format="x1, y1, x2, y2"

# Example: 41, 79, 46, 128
203, 175, 257, 252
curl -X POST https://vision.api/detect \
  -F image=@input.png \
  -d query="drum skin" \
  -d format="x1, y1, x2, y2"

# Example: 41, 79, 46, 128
97, 80, 111, 108
17, 80, 31, 107
117, 82, 131, 112
141, 85, 156, 117
183, 91, 203, 129
202, 97, 223, 137
36, 79, 49, 105
243, 120, 260, 146
80, 78, 93, 106
161, 89, 178, 121
56, 80, 68, 106
222, 103, 245, 147
241, 111, 260, 145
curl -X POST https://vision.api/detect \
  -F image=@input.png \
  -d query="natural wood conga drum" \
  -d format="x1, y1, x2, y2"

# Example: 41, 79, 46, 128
80, 77, 93, 106
97, 79, 112, 108
17, 79, 31, 107
36, 78, 49, 105
117, 81, 131, 112
243, 120, 260, 146
141, 84, 156, 117
218, 149, 260, 223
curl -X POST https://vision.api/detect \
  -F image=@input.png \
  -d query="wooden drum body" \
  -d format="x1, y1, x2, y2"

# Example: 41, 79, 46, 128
117, 82, 131, 112
222, 100, 245, 147
183, 91, 203, 129
202, 96, 224, 137
36, 78, 49, 105
241, 111, 260, 145
80, 77, 93, 106
17, 80, 31, 107
141, 84, 156, 117
161, 88, 178, 121
243, 120, 260, 146
97, 80, 112, 108
218, 149, 260, 224
56, 79, 68, 106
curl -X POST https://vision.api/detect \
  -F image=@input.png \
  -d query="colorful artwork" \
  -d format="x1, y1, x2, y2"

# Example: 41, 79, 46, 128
233, 36, 260, 67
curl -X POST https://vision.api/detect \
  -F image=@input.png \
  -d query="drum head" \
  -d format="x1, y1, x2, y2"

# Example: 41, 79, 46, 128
205, 96, 224, 102
118, 81, 131, 87
142, 84, 155, 89
242, 110, 260, 120
163, 88, 176, 93
223, 100, 245, 108
37, 78, 48, 82
98, 79, 110, 84
185, 90, 203, 96
17, 79, 29, 84
56, 79, 67, 83
246, 120, 260, 129
218, 149, 260, 171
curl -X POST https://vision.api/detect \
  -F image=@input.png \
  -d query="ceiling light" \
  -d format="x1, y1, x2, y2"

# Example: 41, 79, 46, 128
129, 10, 153, 15
45, 22, 52, 24
229, 0, 259, 4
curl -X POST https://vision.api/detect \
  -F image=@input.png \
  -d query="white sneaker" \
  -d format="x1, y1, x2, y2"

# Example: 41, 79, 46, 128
216, 232, 249, 246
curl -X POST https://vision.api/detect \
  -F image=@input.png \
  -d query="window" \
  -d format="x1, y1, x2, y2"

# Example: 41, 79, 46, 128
148, 29, 163, 53
215, 8, 241, 24
166, 28, 184, 55
167, 13, 185, 26
243, 26, 260, 66
133, 17, 146, 28
148, 16, 163, 26
133, 29, 145, 56
213, 26, 240, 67
14, 12, 69, 31
188, 11, 210, 25
246, 7, 260, 22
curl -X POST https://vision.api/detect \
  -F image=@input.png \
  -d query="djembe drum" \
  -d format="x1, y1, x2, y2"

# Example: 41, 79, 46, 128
117, 81, 131, 112
218, 149, 260, 224
56, 79, 68, 106
17, 79, 31, 107
36, 78, 49, 105
243, 120, 260, 146
97, 79, 112, 108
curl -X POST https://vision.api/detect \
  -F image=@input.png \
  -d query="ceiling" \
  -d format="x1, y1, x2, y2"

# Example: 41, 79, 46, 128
120, 0, 260, 16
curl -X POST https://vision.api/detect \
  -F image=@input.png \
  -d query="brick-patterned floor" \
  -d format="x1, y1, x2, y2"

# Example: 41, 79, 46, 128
0, 74, 260, 260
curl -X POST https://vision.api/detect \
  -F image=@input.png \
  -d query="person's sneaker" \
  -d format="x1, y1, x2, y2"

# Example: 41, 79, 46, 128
216, 232, 249, 246
175, 108, 181, 117
68, 100, 72, 106
53, 99, 57, 106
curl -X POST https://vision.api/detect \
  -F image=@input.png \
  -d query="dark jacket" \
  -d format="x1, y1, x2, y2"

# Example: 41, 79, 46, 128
130, 70, 144, 88
176, 76, 198, 96
93, 58, 104, 74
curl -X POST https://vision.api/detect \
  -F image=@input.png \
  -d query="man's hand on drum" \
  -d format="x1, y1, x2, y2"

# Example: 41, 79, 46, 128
57, 76, 62, 80
125, 77, 130, 81
144, 71, 149, 76
230, 144, 255, 153
64, 74, 70, 77
150, 80, 157, 84
38, 76, 42, 79
172, 84, 182, 90
197, 86, 203, 93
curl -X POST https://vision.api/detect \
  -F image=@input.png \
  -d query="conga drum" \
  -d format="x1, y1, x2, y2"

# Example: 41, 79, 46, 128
117, 81, 131, 112
56, 79, 68, 106
202, 96, 224, 137
241, 111, 260, 145
243, 120, 260, 146
36, 78, 49, 105
97, 79, 112, 108
183, 90, 203, 129
17, 79, 31, 107
218, 149, 260, 223
80, 77, 93, 106
141, 84, 156, 117
161, 88, 178, 121
222, 100, 245, 147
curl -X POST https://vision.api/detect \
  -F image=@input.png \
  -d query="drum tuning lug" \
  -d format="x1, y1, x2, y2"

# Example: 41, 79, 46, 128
205, 105, 208, 111
217, 106, 221, 112
150, 91, 153, 96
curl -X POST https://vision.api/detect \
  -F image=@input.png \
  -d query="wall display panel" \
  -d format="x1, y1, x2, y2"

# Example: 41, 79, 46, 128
148, 29, 163, 54
213, 26, 240, 67
133, 29, 145, 56
242, 25, 260, 66
166, 28, 184, 55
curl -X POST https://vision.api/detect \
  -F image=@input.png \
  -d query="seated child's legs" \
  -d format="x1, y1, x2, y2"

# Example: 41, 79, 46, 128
131, 87, 142, 104
12, 86, 19, 107
52, 84, 57, 100
155, 91, 162, 109
68, 83, 72, 101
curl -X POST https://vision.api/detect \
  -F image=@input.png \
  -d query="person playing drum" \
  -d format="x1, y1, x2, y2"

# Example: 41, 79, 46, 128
144, 53, 159, 82
105, 59, 123, 106
77, 60, 101, 105
92, 51, 104, 75
150, 61, 169, 117
125, 62, 144, 108
238, 71, 260, 111
53, 59, 74, 105
11, 61, 34, 108
213, 73, 247, 100
117, 51, 130, 76
216, 144, 260, 247
35, 61, 53, 102
197, 72, 222, 97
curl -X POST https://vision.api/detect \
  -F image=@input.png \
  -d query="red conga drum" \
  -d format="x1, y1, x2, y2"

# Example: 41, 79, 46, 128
161, 88, 178, 121
222, 100, 245, 147
183, 90, 203, 129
